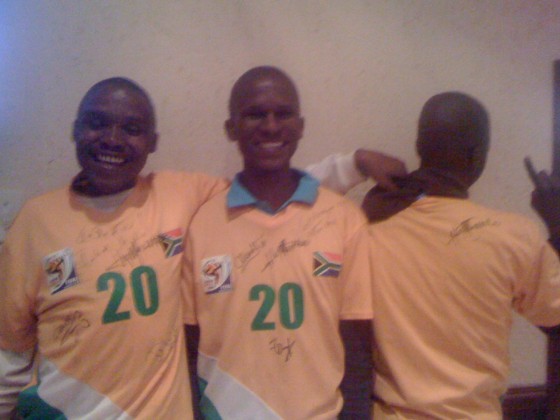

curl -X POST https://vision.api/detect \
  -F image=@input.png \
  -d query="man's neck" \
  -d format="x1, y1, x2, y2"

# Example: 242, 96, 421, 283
405, 167, 469, 198
75, 188, 134, 212
362, 167, 469, 223
71, 170, 137, 197
239, 168, 300, 212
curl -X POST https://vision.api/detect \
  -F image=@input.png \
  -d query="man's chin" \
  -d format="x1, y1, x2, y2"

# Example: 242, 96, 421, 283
246, 158, 292, 173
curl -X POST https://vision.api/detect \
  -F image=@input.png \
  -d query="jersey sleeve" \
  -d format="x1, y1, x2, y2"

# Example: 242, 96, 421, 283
189, 172, 230, 206
513, 235, 560, 327
0, 347, 35, 418
305, 152, 365, 195
338, 205, 374, 320
0, 204, 40, 353
174, 171, 228, 324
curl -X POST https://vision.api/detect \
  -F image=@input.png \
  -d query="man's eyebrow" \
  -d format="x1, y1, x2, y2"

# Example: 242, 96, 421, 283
241, 103, 296, 111
124, 115, 152, 124
239, 106, 265, 114
80, 110, 149, 120
79, 110, 106, 118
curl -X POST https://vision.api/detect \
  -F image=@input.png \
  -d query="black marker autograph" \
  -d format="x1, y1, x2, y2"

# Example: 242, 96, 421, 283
54, 311, 90, 346
262, 239, 309, 271
448, 217, 500, 243
269, 337, 296, 362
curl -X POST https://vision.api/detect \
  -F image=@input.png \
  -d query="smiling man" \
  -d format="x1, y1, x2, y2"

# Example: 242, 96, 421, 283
183, 66, 374, 419
0, 78, 229, 419
72, 80, 158, 196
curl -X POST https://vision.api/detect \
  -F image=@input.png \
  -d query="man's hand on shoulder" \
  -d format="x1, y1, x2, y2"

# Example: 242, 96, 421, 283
355, 149, 407, 191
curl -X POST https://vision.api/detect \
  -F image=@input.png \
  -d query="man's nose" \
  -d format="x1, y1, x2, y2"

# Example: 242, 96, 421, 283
261, 113, 280, 133
103, 125, 125, 148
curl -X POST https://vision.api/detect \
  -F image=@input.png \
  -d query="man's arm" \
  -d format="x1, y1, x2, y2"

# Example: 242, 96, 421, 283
524, 158, 560, 419
185, 324, 202, 420
339, 320, 373, 419
0, 347, 35, 418
182, 222, 205, 420
0, 203, 41, 419
306, 150, 407, 195
354, 149, 408, 191
525, 157, 560, 254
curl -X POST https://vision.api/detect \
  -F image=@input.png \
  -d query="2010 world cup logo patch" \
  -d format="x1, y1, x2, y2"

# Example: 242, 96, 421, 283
43, 248, 80, 294
201, 255, 233, 294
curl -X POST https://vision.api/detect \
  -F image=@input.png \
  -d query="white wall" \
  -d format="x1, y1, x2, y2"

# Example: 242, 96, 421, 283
1, 0, 559, 386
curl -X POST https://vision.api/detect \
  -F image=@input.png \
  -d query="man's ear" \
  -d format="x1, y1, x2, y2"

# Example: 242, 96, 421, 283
415, 136, 426, 160
297, 117, 305, 140
224, 119, 237, 142
149, 132, 159, 153
71, 120, 79, 142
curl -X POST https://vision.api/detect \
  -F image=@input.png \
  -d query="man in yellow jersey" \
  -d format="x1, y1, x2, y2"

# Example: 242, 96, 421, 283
183, 66, 374, 419
362, 92, 560, 419
0, 77, 228, 419
0, 76, 405, 419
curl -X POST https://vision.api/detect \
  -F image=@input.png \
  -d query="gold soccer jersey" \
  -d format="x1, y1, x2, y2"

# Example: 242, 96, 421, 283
183, 181, 372, 419
368, 196, 560, 419
0, 171, 227, 419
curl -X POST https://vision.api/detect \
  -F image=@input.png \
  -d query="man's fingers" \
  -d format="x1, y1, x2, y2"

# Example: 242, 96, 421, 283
524, 156, 540, 188
376, 176, 399, 192
390, 176, 409, 189
524, 156, 554, 191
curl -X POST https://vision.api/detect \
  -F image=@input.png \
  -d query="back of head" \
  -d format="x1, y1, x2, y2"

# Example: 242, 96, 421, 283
417, 92, 489, 187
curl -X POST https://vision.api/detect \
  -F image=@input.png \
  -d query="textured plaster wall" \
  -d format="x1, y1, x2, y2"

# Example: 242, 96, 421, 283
1, 0, 560, 386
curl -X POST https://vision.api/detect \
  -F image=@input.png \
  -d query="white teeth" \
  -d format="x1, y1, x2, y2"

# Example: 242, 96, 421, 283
97, 154, 125, 164
259, 141, 283, 150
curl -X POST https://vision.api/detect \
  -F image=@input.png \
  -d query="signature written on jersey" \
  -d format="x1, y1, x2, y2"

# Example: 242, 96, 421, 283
448, 217, 500, 243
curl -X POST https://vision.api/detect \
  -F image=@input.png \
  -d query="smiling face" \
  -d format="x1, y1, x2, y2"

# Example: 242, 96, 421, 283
225, 68, 304, 175
73, 80, 158, 196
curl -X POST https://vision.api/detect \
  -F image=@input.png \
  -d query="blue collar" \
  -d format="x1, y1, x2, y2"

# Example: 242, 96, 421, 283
227, 170, 319, 214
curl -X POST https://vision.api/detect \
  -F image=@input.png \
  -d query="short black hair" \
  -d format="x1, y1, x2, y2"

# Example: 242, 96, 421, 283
77, 77, 157, 129
418, 91, 489, 153
228, 66, 300, 117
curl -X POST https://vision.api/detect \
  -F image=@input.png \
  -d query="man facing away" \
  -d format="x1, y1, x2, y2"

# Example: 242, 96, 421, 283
183, 66, 374, 419
362, 92, 560, 419
0, 76, 404, 419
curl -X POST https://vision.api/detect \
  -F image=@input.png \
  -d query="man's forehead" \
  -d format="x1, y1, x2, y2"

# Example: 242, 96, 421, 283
110, 88, 129, 100
237, 77, 298, 105
252, 77, 280, 89
250, 75, 295, 92
80, 85, 151, 115
84, 85, 141, 103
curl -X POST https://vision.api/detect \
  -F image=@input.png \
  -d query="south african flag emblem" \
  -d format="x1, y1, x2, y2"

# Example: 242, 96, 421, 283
159, 228, 184, 258
313, 251, 342, 277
